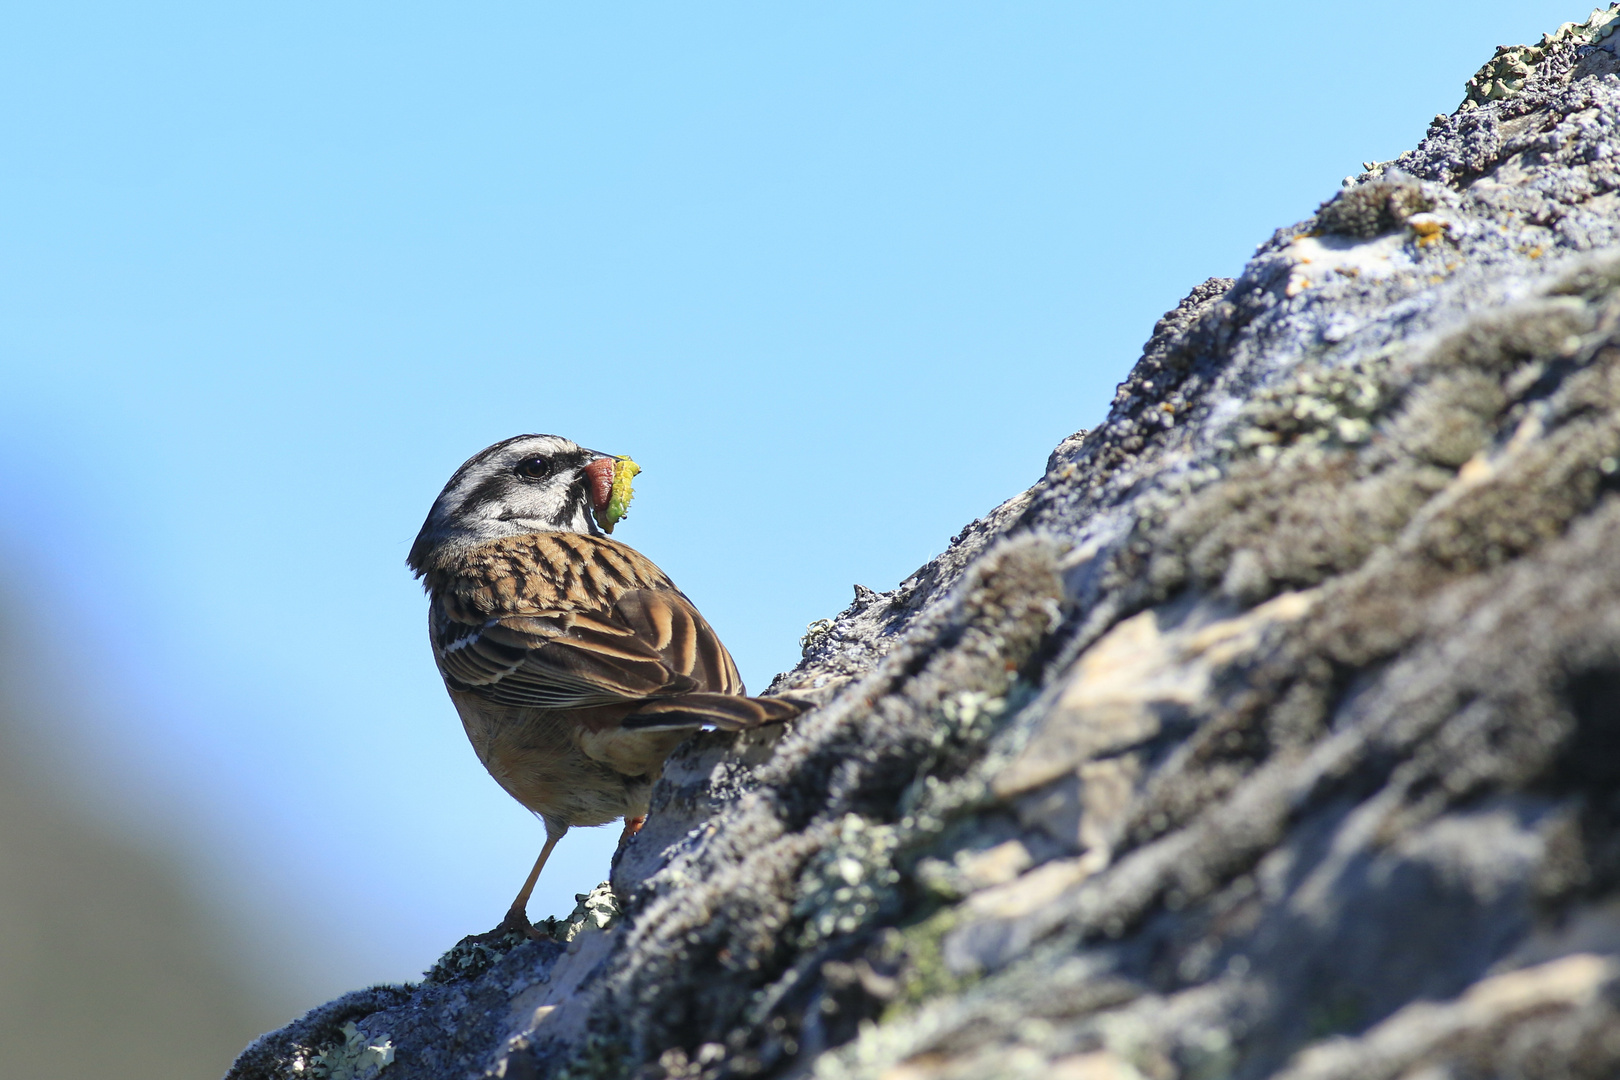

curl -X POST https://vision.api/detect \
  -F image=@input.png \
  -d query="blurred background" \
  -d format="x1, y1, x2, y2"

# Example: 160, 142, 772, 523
0, 2, 1585, 1075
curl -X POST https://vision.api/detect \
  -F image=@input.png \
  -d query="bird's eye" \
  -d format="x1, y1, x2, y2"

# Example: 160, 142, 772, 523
514, 455, 552, 480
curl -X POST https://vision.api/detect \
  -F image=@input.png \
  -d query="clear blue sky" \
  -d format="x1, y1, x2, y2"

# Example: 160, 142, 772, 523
0, 2, 1584, 1007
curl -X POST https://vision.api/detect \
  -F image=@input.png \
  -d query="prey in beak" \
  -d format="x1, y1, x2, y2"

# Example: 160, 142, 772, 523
583, 454, 641, 533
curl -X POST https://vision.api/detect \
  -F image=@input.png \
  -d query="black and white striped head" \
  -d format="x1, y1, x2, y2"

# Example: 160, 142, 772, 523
408, 434, 618, 576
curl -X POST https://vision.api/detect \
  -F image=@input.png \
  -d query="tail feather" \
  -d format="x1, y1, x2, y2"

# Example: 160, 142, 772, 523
620, 692, 811, 732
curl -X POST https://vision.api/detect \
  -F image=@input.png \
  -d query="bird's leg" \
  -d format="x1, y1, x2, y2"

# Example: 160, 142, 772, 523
494, 820, 567, 942
618, 814, 646, 848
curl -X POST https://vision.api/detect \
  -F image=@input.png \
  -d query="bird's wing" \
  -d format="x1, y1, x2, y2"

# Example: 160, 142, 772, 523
430, 532, 744, 710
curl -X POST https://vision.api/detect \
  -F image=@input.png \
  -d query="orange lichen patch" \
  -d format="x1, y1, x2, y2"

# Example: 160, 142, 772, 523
1409, 213, 1449, 247
1284, 229, 1413, 297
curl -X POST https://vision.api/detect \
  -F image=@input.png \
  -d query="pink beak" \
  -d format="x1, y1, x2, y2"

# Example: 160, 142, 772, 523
582, 456, 615, 515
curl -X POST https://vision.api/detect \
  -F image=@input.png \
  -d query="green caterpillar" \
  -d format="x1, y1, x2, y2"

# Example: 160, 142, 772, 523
595, 457, 641, 534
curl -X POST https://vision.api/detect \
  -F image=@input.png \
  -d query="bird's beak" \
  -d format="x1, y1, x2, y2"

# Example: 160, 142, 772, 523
581, 452, 619, 515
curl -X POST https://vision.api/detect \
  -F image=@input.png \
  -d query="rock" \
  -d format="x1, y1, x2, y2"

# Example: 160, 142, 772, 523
231, 11, 1620, 1079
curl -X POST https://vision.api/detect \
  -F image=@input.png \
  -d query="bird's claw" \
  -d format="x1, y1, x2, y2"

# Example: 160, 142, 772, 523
462, 906, 547, 948
496, 906, 551, 943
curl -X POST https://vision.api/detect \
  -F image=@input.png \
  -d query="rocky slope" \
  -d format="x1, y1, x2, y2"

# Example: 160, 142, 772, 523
230, 10, 1620, 1079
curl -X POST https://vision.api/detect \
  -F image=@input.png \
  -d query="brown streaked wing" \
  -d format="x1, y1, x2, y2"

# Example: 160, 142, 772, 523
620, 691, 808, 731
611, 590, 745, 695
434, 609, 692, 709
429, 532, 732, 709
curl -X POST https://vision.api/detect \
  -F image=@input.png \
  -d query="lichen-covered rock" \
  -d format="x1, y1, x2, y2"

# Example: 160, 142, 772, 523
1315, 177, 1436, 240
1464, 5, 1620, 106
231, 12, 1620, 1080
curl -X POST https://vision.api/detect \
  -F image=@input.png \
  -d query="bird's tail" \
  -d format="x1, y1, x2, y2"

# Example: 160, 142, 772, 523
620, 692, 811, 732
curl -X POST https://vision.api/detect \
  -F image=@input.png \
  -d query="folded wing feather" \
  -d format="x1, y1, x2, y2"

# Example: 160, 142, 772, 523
430, 534, 751, 713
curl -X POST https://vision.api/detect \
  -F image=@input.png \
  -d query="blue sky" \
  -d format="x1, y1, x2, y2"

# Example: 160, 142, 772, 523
0, 2, 1584, 1007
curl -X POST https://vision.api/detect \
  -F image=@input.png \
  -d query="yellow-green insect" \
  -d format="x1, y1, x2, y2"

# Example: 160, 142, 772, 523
594, 457, 641, 534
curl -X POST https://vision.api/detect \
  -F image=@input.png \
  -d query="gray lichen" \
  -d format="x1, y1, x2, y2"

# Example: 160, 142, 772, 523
421, 882, 621, 988
1315, 177, 1435, 239
298, 1022, 395, 1080
1464, 4, 1620, 106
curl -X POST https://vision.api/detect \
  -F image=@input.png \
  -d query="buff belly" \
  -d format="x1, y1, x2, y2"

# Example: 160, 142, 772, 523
450, 690, 687, 828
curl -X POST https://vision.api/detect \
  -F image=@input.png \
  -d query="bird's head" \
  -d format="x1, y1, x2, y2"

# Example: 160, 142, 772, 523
408, 434, 622, 576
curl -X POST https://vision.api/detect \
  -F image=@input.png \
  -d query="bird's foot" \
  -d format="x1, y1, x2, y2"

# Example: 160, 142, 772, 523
465, 905, 548, 948
500, 905, 553, 943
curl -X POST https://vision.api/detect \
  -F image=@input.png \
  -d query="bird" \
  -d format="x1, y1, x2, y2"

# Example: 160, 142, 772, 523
408, 434, 807, 937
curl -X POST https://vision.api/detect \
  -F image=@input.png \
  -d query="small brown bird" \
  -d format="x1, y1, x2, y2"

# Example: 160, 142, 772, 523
408, 434, 805, 936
